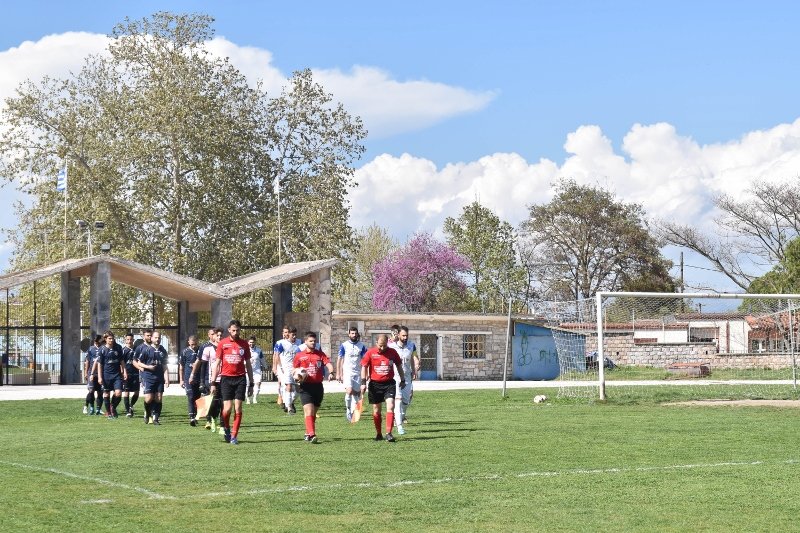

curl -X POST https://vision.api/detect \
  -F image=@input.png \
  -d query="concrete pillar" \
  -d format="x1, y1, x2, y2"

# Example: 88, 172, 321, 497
272, 282, 292, 346
310, 267, 332, 356
211, 298, 232, 330
177, 301, 198, 350
89, 261, 111, 340
60, 272, 82, 384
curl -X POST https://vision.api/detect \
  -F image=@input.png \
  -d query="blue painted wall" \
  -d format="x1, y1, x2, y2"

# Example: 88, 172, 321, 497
512, 323, 560, 380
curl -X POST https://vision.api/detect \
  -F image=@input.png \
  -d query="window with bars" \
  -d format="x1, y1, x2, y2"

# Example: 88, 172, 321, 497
463, 334, 486, 359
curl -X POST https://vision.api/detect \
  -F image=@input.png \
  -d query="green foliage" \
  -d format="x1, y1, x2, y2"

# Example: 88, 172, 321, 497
444, 201, 528, 312
521, 178, 675, 299
748, 237, 800, 294
0, 12, 365, 293
3, 389, 800, 531
334, 224, 397, 311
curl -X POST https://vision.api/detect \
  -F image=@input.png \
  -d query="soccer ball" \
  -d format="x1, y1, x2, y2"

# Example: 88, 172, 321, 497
293, 367, 308, 383
533, 394, 547, 404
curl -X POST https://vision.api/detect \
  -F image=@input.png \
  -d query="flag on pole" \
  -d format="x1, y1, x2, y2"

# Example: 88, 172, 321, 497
56, 166, 67, 192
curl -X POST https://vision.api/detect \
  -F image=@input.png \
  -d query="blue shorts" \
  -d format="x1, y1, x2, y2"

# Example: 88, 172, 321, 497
86, 375, 101, 391
102, 374, 124, 392
124, 375, 140, 392
142, 379, 165, 394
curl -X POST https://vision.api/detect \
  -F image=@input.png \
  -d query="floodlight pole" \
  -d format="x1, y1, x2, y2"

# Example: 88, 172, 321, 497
502, 296, 512, 398
596, 292, 606, 400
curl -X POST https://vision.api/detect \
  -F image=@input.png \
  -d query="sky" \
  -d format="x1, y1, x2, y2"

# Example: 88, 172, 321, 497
2, 1, 800, 292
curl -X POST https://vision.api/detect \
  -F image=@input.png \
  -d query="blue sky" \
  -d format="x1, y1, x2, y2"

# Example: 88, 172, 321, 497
2, 1, 800, 291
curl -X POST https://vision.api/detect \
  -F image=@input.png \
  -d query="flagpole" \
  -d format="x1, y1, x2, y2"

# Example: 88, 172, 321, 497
62, 160, 67, 259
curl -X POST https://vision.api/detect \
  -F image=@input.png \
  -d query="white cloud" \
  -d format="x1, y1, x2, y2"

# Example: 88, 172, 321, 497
353, 118, 800, 250
313, 66, 496, 137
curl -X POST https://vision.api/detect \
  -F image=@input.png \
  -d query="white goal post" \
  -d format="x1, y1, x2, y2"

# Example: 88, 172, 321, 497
548, 292, 800, 401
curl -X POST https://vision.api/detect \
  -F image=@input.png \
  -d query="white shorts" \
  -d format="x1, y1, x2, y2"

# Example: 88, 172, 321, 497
279, 368, 296, 386
249, 372, 262, 385
396, 380, 413, 405
342, 372, 360, 392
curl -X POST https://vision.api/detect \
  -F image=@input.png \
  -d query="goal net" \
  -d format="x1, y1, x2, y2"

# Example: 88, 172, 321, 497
542, 292, 800, 401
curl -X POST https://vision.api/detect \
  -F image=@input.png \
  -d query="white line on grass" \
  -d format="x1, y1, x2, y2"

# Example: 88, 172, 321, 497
184, 458, 800, 499
0, 460, 172, 500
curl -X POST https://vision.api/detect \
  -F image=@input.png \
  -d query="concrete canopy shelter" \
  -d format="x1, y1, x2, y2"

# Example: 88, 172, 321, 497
0, 256, 336, 384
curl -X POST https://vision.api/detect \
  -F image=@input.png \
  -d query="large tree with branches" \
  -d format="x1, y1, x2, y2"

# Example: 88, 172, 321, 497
0, 12, 366, 290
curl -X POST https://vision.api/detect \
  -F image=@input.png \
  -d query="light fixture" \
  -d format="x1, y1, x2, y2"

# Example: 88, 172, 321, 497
94, 221, 105, 230
75, 219, 88, 229
100, 243, 111, 254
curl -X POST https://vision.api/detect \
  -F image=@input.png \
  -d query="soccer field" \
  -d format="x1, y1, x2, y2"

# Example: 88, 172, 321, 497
2, 388, 800, 532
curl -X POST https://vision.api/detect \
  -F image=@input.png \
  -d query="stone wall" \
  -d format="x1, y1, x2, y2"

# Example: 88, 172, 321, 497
332, 312, 511, 380
588, 334, 794, 369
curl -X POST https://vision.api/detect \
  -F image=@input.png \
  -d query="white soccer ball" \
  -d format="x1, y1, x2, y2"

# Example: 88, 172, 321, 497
533, 394, 547, 404
293, 367, 308, 383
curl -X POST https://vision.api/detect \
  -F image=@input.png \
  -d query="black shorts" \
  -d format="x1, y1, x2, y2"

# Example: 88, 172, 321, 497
299, 382, 324, 407
220, 375, 247, 402
124, 375, 140, 392
368, 379, 396, 404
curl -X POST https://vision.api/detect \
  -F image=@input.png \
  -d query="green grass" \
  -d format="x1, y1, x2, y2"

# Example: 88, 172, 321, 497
3, 388, 800, 532
569, 365, 796, 381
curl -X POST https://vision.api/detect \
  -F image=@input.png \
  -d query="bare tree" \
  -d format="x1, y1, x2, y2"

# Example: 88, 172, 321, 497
658, 181, 800, 290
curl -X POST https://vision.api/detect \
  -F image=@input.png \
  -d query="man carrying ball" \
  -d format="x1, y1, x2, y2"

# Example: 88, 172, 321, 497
293, 331, 334, 443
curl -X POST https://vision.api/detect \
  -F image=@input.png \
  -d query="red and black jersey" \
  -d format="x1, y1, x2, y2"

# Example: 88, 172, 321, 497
215, 336, 251, 377
293, 349, 331, 384
361, 347, 402, 382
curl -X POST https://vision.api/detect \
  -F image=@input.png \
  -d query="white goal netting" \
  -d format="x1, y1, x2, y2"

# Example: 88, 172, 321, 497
538, 293, 800, 401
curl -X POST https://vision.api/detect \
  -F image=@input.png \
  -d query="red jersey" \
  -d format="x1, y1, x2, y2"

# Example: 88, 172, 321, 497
293, 348, 331, 384
361, 347, 402, 382
216, 336, 251, 377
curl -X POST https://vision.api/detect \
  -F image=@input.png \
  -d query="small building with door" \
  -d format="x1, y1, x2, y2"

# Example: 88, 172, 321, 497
331, 311, 558, 380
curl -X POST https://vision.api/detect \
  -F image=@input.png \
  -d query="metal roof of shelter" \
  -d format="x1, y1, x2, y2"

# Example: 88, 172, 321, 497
219, 258, 338, 297
0, 255, 337, 310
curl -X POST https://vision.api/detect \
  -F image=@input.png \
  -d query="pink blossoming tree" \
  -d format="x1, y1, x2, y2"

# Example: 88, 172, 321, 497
372, 233, 471, 311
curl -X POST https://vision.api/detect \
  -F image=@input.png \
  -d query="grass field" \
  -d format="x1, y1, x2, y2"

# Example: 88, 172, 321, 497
2, 387, 800, 532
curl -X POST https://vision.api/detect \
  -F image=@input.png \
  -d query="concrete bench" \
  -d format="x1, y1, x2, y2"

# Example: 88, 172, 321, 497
666, 362, 710, 377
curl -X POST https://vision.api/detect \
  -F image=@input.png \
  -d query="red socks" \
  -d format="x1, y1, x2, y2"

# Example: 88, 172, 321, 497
386, 412, 395, 434
305, 415, 316, 436
373, 412, 382, 435
232, 412, 242, 437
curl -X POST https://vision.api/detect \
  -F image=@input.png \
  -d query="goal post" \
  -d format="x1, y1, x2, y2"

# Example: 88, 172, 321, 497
548, 292, 800, 401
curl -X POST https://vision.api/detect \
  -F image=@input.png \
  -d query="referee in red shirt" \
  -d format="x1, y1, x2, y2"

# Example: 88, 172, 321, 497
210, 320, 254, 445
360, 333, 406, 442
293, 331, 335, 443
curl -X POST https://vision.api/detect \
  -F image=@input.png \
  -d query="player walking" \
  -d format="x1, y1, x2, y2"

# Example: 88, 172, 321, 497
274, 326, 301, 414
210, 320, 254, 445
135, 330, 169, 425
95, 331, 127, 419
121, 332, 140, 418
179, 335, 201, 426
337, 326, 367, 422
247, 336, 264, 404
360, 334, 406, 442
83, 335, 103, 415
389, 326, 420, 435
293, 331, 334, 443
195, 327, 223, 432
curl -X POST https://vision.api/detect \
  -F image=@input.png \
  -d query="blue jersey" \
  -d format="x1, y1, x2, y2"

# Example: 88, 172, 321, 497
123, 345, 138, 376
86, 345, 102, 377
179, 347, 200, 383
98, 343, 124, 378
138, 344, 166, 382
